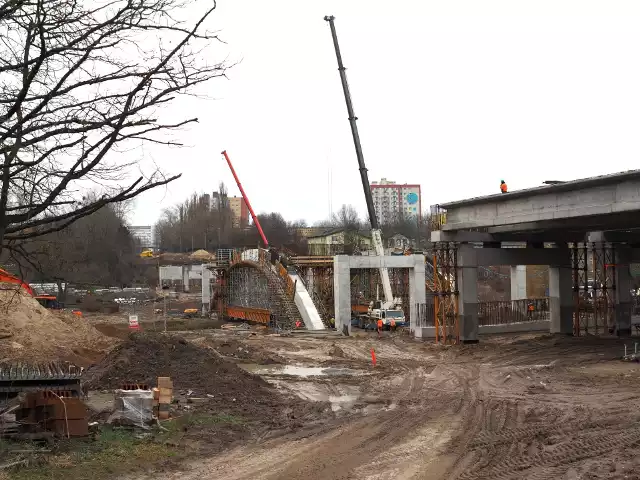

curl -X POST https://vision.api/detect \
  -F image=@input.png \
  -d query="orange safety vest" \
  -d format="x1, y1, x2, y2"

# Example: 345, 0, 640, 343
377, 319, 383, 329
500, 183, 508, 193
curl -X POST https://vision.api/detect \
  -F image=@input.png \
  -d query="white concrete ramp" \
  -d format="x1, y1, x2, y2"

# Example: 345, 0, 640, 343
289, 274, 325, 330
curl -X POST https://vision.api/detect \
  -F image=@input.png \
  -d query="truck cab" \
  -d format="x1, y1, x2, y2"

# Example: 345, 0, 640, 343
368, 302, 406, 328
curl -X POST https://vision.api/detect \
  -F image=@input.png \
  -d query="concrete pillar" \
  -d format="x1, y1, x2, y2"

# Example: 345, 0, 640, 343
306, 268, 314, 294
201, 267, 212, 315
333, 255, 351, 335
510, 265, 527, 300
182, 266, 190, 292
615, 247, 632, 336
409, 255, 426, 336
457, 246, 478, 343
549, 266, 573, 335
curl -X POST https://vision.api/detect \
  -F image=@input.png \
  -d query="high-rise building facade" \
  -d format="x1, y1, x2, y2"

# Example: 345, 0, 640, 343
370, 178, 421, 224
129, 225, 156, 250
229, 196, 249, 228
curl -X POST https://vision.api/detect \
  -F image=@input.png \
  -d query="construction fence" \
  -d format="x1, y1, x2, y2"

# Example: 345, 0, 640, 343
478, 298, 549, 326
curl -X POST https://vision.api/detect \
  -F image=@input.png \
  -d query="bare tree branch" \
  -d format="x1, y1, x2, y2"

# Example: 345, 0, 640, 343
0, 0, 226, 252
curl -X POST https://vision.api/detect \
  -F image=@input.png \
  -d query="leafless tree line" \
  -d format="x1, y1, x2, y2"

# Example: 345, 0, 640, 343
0, 0, 227, 265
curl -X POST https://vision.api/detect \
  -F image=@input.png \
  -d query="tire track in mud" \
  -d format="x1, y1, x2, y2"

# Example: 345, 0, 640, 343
470, 415, 640, 448
459, 427, 640, 480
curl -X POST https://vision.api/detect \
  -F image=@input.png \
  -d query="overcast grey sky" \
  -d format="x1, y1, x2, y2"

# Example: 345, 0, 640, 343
131, 0, 640, 226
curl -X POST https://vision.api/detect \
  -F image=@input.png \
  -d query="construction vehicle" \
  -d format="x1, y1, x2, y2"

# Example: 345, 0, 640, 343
139, 249, 155, 258
0, 268, 34, 296
324, 15, 405, 329
0, 268, 66, 309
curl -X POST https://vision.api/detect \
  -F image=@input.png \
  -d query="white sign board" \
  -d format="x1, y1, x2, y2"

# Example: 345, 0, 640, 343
128, 315, 140, 330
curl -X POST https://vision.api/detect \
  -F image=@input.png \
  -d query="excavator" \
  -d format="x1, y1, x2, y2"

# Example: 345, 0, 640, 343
324, 16, 406, 329
0, 268, 63, 308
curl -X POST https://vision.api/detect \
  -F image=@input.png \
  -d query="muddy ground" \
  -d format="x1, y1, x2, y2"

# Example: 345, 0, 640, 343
125, 329, 640, 480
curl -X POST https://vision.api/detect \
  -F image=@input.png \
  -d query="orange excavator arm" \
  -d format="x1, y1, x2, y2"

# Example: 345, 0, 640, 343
0, 268, 34, 296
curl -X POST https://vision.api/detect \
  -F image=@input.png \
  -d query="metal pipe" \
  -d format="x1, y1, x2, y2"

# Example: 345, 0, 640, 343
221, 150, 269, 248
323, 15, 378, 229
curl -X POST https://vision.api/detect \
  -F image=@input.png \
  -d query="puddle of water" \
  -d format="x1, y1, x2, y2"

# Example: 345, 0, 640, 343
239, 364, 365, 377
328, 394, 358, 412
271, 380, 361, 412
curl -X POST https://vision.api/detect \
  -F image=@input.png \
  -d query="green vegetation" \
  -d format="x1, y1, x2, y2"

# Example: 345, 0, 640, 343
7, 414, 245, 480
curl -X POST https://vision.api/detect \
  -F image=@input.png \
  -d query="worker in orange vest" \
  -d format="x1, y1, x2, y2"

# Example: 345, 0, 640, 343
390, 318, 396, 332
500, 180, 508, 194
377, 318, 383, 338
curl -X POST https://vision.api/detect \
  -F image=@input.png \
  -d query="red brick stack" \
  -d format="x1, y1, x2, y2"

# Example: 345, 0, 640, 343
17, 391, 88, 437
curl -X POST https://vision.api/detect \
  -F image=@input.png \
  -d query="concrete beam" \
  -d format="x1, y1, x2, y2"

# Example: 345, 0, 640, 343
458, 245, 571, 267
347, 255, 420, 269
430, 230, 495, 243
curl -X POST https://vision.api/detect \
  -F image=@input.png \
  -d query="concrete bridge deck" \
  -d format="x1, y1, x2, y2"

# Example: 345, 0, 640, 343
434, 169, 640, 242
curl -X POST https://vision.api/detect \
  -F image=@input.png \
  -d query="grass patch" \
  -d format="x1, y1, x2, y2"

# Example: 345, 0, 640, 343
7, 414, 246, 480
159, 412, 245, 436
7, 428, 176, 480
2, 412, 247, 480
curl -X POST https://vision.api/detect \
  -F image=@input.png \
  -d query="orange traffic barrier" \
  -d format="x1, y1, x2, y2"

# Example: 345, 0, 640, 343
370, 348, 377, 367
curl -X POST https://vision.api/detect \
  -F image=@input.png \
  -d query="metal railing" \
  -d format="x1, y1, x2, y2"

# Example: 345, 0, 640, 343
478, 298, 549, 326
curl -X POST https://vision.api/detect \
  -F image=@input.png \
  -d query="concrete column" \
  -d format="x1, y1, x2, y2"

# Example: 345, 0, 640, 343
201, 267, 212, 314
549, 266, 573, 335
615, 247, 632, 336
333, 255, 351, 335
182, 266, 190, 292
409, 255, 426, 336
306, 268, 314, 294
457, 246, 478, 343
510, 265, 527, 300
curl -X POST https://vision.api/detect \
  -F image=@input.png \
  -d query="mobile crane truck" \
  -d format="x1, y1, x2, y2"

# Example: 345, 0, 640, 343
324, 16, 406, 330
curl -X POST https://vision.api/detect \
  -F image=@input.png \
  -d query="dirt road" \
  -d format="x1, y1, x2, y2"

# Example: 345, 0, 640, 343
146, 332, 640, 479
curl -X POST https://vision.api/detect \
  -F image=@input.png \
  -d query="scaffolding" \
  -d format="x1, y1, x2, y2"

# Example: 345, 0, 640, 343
432, 243, 459, 344
571, 242, 616, 336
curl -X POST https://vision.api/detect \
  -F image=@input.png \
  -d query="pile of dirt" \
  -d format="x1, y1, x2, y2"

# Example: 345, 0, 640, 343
84, 332, 314, 422
0, 286, 115, 365
189, 249, 214, 260
328, 343, 346, 358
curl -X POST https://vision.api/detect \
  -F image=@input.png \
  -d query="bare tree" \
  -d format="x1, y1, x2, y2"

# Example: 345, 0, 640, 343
331, 204, 361, 231
0, 0, 227, 258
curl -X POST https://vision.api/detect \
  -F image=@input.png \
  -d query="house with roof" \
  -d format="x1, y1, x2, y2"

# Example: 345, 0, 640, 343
306, 228, 372, 256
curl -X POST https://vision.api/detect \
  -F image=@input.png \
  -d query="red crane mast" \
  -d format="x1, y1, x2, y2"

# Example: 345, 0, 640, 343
221, 150, 269, 248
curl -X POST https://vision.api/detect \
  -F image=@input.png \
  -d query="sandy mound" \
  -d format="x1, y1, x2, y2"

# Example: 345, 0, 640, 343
84, 332, 306, 421
189, 249, 214, 260
0, 286, 115, 365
